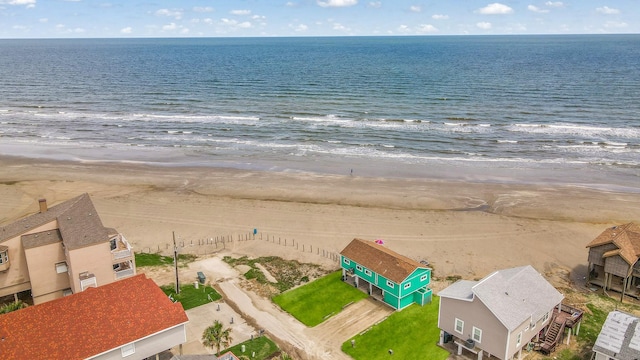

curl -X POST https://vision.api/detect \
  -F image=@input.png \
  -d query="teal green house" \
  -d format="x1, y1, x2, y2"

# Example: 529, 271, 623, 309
340, 238, 432, 310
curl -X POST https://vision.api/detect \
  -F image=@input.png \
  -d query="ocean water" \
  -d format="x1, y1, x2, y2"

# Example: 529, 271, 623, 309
0, 35, 639, 190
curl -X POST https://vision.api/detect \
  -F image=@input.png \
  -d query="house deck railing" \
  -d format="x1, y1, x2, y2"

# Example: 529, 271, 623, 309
112, 234, 133, 261
115, 268, 135, 279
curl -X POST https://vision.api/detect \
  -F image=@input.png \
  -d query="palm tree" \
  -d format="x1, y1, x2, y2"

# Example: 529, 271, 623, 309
201, 320, 232, 356
0, 300, 27, 314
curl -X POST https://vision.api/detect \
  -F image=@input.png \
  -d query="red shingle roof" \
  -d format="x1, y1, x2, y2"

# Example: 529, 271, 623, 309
0, 274, 188, 360
586, 222, 640, 265
340, 238, 424, 283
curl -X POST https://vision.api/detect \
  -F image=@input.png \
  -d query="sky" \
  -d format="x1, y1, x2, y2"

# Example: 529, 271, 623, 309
0, 0, 637, 38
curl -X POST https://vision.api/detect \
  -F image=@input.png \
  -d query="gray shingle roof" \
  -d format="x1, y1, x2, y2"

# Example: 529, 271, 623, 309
22, 229, 63, 249
439, 265, 564, 331
56, 194, 109, 250
437, 280, 476, 301
1, 193, 111, 250
593, 310, 640, 360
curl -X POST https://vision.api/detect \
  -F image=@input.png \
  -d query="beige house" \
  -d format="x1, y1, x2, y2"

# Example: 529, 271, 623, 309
586, 222, 640, 296
0, 193, 135, 304
0, 274, 188, 360
437, 265, 564, 360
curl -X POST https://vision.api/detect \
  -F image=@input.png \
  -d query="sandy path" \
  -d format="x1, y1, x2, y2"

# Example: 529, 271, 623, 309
218, 280, 311, 351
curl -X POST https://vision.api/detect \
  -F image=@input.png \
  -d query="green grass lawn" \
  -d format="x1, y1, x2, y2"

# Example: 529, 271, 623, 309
342, 297, 449, 360
135, 252, 197, 267
221, 335, 279, 360
272, 271, 368, 327
161, 283, 222, 310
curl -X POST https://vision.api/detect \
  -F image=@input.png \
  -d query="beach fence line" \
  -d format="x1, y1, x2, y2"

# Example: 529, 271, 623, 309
139, 232, 340, 263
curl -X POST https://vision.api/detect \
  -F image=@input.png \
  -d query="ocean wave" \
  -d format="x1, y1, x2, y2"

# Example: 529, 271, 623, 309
510, 122, 640, 139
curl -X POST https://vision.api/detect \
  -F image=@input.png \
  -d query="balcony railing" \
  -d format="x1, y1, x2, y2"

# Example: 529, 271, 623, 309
113, 249, 132, 260
115, 268, 135, 279
111, 234, 133, 261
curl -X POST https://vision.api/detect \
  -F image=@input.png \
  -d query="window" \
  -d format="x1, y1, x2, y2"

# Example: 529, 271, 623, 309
455, 318, 464, 334
55, 262, 68, 274
356, 265, 363, 271
516, 332, 522, 347
0, 248, 8, 264
404, 282, 411, 290
343, 258, 350, 265
420, 274, 428, 282
472, 327, 482, 343
386, 280, 394, 288
121, 343, 135, 357
364, 269, 372, 276
542, 312, 549, 323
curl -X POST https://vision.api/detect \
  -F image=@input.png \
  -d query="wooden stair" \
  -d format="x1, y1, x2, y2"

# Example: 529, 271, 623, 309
540, 318, 565, 354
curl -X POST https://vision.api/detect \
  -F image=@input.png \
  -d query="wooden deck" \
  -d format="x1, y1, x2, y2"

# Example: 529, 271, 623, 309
537, 304, 583, 355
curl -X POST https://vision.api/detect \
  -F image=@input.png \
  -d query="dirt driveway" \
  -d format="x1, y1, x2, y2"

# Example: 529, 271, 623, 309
155, 256, 395, 360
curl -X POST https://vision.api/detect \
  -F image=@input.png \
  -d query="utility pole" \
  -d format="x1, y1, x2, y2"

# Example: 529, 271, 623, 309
173, 231, 180, 294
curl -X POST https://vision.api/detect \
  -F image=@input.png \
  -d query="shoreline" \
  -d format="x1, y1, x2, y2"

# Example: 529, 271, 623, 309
1, 142, 639, 194
2, 155, 639, 279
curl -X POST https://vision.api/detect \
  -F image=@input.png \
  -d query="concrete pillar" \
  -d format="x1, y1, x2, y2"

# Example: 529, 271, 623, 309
517, 348, 522, 360
439, 330, 444, 346
576, 320, 581, 335
369, 282, 372, 295
355, 276, 359, 288
478, 350, 483, 360
566, 328, 571, 345
342, 268, 346, 278
457, 343, 462, 355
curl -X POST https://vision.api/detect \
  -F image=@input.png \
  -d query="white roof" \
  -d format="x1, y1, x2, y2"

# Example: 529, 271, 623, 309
438, 265, 564, 331
593, 311, 640, 360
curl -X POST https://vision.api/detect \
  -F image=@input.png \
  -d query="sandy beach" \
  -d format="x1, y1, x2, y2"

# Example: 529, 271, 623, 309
1, 155, 639, 282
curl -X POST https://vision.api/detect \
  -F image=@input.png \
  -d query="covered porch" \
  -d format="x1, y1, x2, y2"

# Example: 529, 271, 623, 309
342, 271, 385, 303
588, 264, 640, 298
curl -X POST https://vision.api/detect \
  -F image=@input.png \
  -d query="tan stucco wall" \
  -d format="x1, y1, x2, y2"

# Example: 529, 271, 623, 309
66, 242, 114, 293
24, 241, 70, 303
0, 220, 59, 298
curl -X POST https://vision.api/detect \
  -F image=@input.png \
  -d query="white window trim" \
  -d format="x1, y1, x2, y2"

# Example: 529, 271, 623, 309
386, 280, 394, 288
121, 343, 135, 357
420, 274, 428, 281
455, 318, 464, 334
0, 250, 8, 264
516, 332, 522, 347
403, 282, 411, 290
356, 264, 363, 271
55, 262, 68, 274
364, 269, 372, 276
472, 326, 482, 343
343, 258, 350, 265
